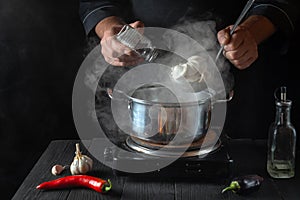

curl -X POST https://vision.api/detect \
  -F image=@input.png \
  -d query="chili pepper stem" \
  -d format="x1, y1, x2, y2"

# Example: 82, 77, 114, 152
222, 181, 241, 193
104, 179, 112, 192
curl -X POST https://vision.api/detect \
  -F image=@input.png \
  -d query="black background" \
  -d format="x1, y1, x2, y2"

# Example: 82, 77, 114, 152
0, 0, 85, 199
1, 1, 300, 199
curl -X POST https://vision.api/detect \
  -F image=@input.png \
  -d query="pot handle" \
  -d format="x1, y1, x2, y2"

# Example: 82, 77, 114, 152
106, 88, 133, 110
214, 90, 234, 103
106, 88, 114, 99
106, 88, 134, 130
107, 88, 129, 101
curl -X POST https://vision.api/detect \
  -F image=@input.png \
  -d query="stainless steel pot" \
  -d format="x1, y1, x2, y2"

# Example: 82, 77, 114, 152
107, 84, 232, 145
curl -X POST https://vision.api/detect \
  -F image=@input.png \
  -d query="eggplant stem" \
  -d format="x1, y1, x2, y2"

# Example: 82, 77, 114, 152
222, 181, 240, 193
104, 179, 112, 192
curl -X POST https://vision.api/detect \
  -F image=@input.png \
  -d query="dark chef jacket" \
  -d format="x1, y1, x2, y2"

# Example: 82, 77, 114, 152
79, 0, 297, 38
78, 0, 299, 139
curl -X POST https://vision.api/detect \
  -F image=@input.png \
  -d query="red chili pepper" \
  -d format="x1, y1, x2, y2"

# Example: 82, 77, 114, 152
36, 175, 112, 193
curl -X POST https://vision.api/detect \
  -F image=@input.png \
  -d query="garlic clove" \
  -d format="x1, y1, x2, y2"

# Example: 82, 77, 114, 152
51, 164, 66, 175
70, 160, 79, 175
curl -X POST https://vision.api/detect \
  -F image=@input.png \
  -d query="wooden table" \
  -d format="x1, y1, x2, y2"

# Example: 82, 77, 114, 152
12, 139, 300, 200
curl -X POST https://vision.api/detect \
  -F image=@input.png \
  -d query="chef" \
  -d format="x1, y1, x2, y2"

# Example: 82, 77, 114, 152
79, 0, 299, 138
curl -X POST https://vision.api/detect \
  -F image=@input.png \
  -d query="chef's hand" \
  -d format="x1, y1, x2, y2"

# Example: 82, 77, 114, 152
217, 25, 258, 70
95, 16, 145, 66
217, 15, 276, 70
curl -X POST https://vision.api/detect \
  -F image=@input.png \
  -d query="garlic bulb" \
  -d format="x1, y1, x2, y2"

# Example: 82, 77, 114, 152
70, 143, 93, 175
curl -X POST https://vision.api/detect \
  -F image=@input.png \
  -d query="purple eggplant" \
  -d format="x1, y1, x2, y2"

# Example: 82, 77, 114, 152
222, 174, 264, 195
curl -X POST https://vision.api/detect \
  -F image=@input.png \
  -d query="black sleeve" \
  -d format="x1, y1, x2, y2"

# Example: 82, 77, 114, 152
247, 0, 299, 37
79, 0, 123, 36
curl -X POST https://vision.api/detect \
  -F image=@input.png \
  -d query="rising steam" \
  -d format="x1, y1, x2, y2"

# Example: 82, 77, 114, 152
166, 20, 234, 96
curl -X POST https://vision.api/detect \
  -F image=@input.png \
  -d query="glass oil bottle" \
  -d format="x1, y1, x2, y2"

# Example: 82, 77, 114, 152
267, 86, 296, 178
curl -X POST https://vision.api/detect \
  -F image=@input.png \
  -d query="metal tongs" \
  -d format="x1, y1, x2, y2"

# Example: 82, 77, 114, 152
215, 0, 255, 62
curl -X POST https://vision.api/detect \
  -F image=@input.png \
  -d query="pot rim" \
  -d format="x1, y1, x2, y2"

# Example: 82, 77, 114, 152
107, 84, 233, 106
109, 85, 214, 107
129, 92, 212, 107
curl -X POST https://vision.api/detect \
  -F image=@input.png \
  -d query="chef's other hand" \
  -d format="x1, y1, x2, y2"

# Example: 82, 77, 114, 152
95, 16, 145, 66
217, 15, 276, 70
217, 25, 258, 70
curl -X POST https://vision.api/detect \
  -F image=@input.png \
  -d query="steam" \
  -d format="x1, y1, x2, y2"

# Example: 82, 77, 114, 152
165, 20, 234, 96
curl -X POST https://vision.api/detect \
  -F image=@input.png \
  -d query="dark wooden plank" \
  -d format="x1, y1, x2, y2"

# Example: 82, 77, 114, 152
175, 181, 229, 200
12, 140, 88, 200
66, 138, 126, 200
174, 172, 281, 200
121, 177, 175, 200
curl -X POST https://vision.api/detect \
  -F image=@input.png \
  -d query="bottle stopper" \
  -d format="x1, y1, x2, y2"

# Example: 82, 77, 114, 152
280, 86, 287, 102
